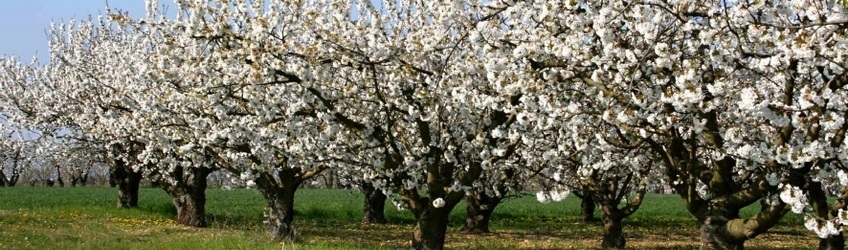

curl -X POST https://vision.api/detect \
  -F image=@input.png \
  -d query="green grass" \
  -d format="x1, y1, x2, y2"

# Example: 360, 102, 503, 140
0, 187, 817, 249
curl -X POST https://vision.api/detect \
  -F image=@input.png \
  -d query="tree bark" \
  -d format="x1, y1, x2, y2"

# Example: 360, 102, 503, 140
361, 182, 388, 224
581, 193, 597, 222
261, 184, 297, 242
807, 182, 847, 250
600, 206, 625, 250
80, 170, 88, 186
109, 170, 118, 187
7, 167, 18, 186
462, 192, 500, 233
255, 171, 301, 242
170, 190, 207, 227
266, 191, 296, 242
161, 166, 213, 227
56, 166, 65, 187
121, 171, 142, 207
402, 186, 465, 250
3, 151, 21, 187
653, 136, 791, 250
412, 206, 451, 250
0, 170, 7, 187
700, 207, 744, 250
701, 224, 744, 249
819, 234, 845, 250
691, 192, 788, 250
113, 160, 142, 208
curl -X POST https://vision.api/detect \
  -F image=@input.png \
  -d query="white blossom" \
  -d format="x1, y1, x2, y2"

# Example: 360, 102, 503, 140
432, 198, 446, 208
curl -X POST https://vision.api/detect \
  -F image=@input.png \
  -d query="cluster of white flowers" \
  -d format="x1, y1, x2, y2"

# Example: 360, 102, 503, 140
536, 189, 570, 204
780, 184, 808, 214
806, 215, 842, 238
432, 198, 446, 208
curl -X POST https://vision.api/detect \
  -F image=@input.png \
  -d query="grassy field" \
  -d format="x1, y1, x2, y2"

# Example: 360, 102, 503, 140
0, 187, 818, 249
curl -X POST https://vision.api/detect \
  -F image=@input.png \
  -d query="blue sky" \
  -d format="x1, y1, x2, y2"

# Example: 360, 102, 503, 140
0, 1, 157, 62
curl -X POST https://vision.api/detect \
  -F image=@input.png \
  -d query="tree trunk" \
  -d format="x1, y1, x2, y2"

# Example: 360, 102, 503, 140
807, 182, 846, 250
600, 206, 625, 249
170, 188, 208, 227
701, 223, 744, 250
700, 208, 745, 250
262, 185, 297, 242
820, 234, 845, 250
361, 182, 388, 224
819, 233, 845, 250
8, 172, 17, 186
462, 192, 500, 233
0, 170, 7, 187
412, 207, 451, 250
581, 194, 597, 222
80, 170, 88, 186
122, 171, 142, 207
56, 166, 65, 187
4, 151, 21, 187
114, 161, 142, 208
255, 171, 300, 242
162, 167, 212, 227
109, 170, 117, 187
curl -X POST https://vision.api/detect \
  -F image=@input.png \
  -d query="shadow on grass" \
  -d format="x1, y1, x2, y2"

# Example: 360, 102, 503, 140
139, 201, 177, 216
296, 221, 412, 249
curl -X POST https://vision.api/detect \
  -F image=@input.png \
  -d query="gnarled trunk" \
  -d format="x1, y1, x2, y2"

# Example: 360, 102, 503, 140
120, 172, 141, 207
161, 167, 213, 227
581, 193, 597, 222
55, 166, 65, 187
7, 169, 18, 186
0, 170, 7, 187
80, 171, 88, 186
262, 185, 297, 242
118, 171, 141, 208
600, 206, 625, 249
701, 222, 744, 249
820, 234, 845, 250
807, 182, 847, 250
700, 206, 744, 250
462, 192, 501, 233
113, 160, 142, 208
402, 186, 465, 250
109, 170, 118, 187
412, 206, 451, 250
3, 151, 22, 187
255, 171, 300, 242
361, 182, 387, 224
691, 195, 788, 250
171, 190, 207, 227
71, 172, 89, 187
72, 168, 91, 187
653, 136, 791, 250
463, 166, 513, 233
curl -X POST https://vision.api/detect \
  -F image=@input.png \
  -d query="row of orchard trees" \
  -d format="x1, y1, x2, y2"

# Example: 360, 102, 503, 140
2, 0, 848, 249
0, 102, 106, 187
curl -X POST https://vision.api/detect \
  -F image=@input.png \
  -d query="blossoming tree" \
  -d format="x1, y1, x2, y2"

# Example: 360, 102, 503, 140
303, 2, 528, 248
482, 0, 848, 249
135, 0, 366, 239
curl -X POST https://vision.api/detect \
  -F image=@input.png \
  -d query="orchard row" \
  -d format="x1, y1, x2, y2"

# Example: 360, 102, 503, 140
2, 1, 848, 249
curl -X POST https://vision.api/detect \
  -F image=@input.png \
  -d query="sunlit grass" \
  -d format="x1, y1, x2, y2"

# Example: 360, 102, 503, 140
0, 187, 818, 249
